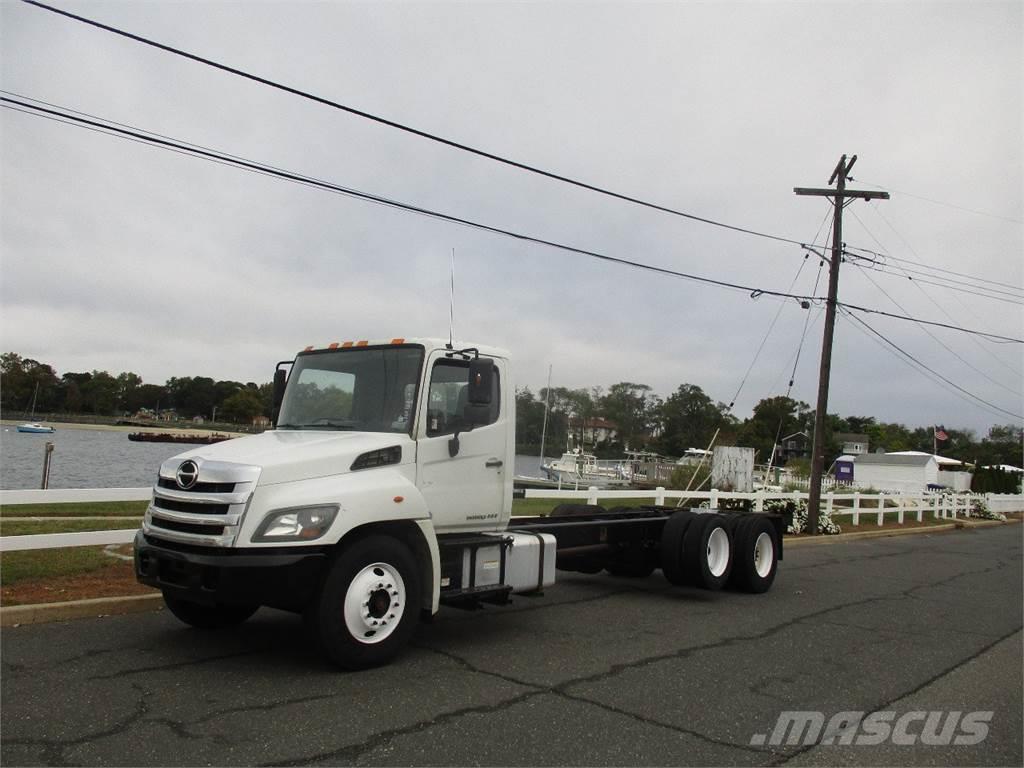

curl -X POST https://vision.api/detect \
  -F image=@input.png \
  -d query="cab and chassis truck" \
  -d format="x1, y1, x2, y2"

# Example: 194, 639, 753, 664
134, 339, 783, 669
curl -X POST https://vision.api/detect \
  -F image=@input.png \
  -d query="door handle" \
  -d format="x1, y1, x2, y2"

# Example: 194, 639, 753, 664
485, 458, 504, 468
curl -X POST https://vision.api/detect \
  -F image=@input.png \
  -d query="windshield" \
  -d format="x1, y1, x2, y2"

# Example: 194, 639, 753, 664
277, 346, 424, 434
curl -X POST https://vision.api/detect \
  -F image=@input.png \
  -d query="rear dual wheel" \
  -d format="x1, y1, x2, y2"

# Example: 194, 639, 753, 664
729, 516, 778, 593
661, 511, 733, 589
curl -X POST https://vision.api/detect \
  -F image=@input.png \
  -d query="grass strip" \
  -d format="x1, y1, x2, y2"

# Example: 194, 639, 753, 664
0, 519, 141, 536
1, 546, 123, 586
0, 501, 148, 518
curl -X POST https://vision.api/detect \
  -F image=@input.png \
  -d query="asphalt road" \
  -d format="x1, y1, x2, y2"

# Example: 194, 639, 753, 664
2, 524, 1021, 767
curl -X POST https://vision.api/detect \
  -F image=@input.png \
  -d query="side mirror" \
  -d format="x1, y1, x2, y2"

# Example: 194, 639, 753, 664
467, 358, 494, 405
272, 368, 287, 425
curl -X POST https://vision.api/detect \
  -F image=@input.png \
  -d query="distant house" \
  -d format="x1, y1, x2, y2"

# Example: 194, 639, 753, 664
837, 433, 869, 455
853, 453, 940, 493
569, 417, 619, 445
252, 415, 271, 429
776, 431, 810, 463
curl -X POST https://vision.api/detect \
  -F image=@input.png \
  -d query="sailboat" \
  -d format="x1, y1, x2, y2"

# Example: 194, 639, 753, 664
17, 383, 55, 433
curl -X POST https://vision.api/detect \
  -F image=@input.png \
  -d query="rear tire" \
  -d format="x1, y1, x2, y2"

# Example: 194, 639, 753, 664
660, 510, 695, 585
730, 516, 778, 593
682, 514, 733, 590
307, 535, 421, 670
162, 593, 258, 629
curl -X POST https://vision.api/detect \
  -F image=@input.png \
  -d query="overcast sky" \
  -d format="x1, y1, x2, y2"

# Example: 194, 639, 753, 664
2, 0, 1021, 436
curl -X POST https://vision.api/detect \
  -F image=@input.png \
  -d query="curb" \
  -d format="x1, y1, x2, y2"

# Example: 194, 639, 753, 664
1, 593, 163, 627
785, 516, 1021, 547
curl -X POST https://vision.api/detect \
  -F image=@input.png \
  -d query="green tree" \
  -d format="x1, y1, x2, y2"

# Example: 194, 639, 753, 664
220, 388, 265, 424
655, 383, 731, 457
514, 387, 548, 454
599, 382, 659, 450
738, 396, 812, 463
0, 353, 59, 415
81, 371, 120, 415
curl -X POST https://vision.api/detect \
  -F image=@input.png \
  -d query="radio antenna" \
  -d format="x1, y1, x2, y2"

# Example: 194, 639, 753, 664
447, 247, 455, 349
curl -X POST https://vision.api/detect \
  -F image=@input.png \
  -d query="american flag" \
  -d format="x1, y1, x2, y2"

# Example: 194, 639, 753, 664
934, 426, 949, 442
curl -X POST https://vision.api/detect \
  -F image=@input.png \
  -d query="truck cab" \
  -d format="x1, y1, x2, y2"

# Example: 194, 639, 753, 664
135, 338, 550, 668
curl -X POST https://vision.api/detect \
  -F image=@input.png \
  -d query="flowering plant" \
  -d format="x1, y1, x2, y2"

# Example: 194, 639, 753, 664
970, 498, 1006, 521
763, 498, 842, 535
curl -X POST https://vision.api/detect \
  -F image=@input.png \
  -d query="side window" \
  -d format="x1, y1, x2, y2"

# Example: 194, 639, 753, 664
425, 359, 500, 437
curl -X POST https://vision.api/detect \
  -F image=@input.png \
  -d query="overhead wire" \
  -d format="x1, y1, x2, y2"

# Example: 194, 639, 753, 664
856, 201, 1024, 390
724, 207, 829, 410
851, 180, 1023, 224
851, 261, 1022, 397
845, 209, 1023, 305
4, 94, 1022, 345
19, 0, 829, 253
840, 308, 1023, 421
0, 95, 821, 301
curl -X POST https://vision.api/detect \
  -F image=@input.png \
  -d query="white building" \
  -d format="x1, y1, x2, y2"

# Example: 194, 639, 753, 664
853, 453, 940, 493
888, 450, 973, 491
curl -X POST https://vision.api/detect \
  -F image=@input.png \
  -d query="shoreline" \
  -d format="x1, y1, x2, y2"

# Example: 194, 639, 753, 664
0, 419, 246, 438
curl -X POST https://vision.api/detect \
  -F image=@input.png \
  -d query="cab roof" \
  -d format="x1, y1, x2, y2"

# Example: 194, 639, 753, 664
297, 337, 510, 360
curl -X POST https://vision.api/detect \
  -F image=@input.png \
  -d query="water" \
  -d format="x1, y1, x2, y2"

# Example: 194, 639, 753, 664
0, 427, 188, 490
1, 429, 553, 491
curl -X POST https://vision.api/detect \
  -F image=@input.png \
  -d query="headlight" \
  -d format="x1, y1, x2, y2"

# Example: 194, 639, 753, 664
253, 505, 339, 542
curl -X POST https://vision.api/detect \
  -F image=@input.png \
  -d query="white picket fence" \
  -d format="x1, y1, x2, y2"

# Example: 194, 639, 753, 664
523, 486, 1022, 520
1, 487, 1022, 552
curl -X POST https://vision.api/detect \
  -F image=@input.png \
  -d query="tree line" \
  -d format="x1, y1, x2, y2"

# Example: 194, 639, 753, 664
3, 352, 1020, 474
1, 353, 271, 424
515, 382, 1023, 471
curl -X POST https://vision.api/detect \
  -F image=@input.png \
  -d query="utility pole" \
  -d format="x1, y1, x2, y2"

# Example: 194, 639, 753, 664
795, 155, 888, 533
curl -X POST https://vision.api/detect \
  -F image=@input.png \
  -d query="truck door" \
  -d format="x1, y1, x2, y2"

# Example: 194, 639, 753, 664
416, 353, 509, 532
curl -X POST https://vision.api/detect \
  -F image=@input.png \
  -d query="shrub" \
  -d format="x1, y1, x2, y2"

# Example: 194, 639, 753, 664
763, 498, 842, 535
970, 498, 1007, 521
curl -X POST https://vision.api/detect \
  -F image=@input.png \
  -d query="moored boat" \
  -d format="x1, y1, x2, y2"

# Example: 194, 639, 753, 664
17, 422, 55, 434
128, 432, 234, 445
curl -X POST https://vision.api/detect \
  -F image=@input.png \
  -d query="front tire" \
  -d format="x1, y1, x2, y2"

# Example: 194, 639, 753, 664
308, 535, 421, 670
162, 593, 259, 629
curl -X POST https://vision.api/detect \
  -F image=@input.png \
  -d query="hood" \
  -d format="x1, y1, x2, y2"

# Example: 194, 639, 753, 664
170, 430, 415, 485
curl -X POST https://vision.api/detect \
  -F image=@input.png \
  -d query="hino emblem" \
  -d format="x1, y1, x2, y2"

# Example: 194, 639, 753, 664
175, 460, 199, 490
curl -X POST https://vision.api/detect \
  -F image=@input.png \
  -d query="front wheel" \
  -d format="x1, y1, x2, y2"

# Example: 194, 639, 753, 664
162, 593, 259, 629
308, 535, 421, 670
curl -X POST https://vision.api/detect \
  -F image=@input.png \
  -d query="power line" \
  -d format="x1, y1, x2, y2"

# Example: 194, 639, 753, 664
859, 265, 1024, 306
0, 95, 820, 302
852, 180, 1023, 224
854, 201, 1024, 388
844, 209, 1023, 302
5, 95, 1022, 345
841, 309, 1023, 421
20, 0, 828, 253
852, 262, 1022, 397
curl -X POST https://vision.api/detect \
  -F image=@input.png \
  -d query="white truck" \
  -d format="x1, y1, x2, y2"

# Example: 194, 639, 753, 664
135, 338, 783, 669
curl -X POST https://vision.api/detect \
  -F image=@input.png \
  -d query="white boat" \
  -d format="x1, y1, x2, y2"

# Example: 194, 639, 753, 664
17, 422, 55, 434
541, 448, 630, 488
16, 384, 55, 433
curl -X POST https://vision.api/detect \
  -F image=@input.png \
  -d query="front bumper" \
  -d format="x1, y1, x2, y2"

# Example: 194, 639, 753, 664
134, 531, 328, 611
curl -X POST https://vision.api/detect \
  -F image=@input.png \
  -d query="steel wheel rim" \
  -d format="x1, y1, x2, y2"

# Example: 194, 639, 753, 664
753, 532, 774, 578
344, 562, 406, 644
706, 526, 730, 578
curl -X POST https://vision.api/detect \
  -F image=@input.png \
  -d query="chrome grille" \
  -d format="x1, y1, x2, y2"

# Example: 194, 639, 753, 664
143, 458, 260, 548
